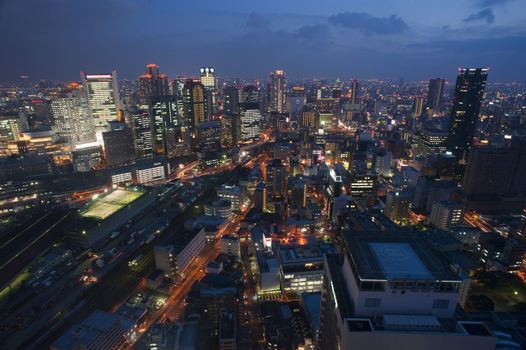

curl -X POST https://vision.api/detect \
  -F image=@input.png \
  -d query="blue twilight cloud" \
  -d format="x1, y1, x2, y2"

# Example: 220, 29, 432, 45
464, 8, 496, 24
328, 12, 408, 35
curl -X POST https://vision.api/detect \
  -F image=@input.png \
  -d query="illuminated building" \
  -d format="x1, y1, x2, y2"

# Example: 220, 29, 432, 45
447, 68, 488, 161
241, 85, 259, 104
72, 144, 103, 172
196, 120, 221, 153
278, 242, 324, 293
270, 69, 287, 113
50, 87, 95, 148
288, 86, 306, 117
137, 63, 169, 104
80, 71, 120, 130
384, 191, 411, 223
240, 103, 260, 142
17, 129, 71, 165
350, 79, 359, 105
266, 159, 286, 198
254, 182, 268, 212
129, 107, 153, 158
426, 78, 445, 114
413, 96, 424, 118
217, 184, 244, 210
430, 200, 465, 231
183, 79, 206, 128
415, 128, 448, 157
223, 85, 239, 114
0, 114, 26, 156
300, 104, 319, 130
149, 96, 180, 156
320, 232, 496, 350
200, 67, 217, 117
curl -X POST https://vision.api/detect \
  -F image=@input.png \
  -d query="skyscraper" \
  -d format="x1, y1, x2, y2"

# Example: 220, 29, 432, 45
80, 71, 120, 130
137, 63, 170, 105
426, 78, 445, 113
266, 159, 286, 198
413, 96, 424, 118
222, 86, 239, 115
269, 70, 287, 113
102, 125, 135, 167
182, 79, 206, 128
447, 68, 488, 161
149, 96, 180, 156
49, 85, 95, 148
350, 79, 359, 105
200, 67, 217, 117
240, 103, 260, 142
129, 106, 153, 159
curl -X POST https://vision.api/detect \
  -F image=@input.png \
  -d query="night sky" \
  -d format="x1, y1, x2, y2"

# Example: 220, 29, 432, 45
1, 0, 525, 82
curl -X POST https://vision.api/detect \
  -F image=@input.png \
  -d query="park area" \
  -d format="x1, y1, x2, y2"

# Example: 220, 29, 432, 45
80, 189, 144, 221
467, 270, 526, 312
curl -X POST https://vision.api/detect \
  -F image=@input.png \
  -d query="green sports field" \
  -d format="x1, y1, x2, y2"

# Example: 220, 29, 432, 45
80, 189, 144, 220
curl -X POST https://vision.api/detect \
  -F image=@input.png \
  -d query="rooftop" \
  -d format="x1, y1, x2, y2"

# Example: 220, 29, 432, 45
343, 231, 459, 281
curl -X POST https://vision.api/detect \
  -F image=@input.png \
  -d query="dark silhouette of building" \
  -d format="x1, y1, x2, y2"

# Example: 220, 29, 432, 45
137, 63, 170, 104
426, 78, 445, 113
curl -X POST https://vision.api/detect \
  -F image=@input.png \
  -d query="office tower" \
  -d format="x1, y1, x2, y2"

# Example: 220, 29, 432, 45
80, 71, 120, 129
300, 104, 319, 130
266, 159, 286, 198
290, 177, 307, 208
413, 96, 424, 118
254, 182, 268, 212
219, 311, 236, 350
501, 234, 526, 272
102, 125, 134, 167
129, 107, 153, 158
149, 96, 180, 156
320, 232, 496, 350
384, 191, 412, 223
223, 86, 239, 114
0, 113, 24, 143
430, 200, 465, 231
447, 68, 488, 161
220, 113, 236, 148
239, 103, 260, 142
200, 67, 217, 117
374, 150, 393, 177
415, 128, 448, 157
182, 79, 206, 128
71, 144, 103, 172
137, 63, 170, 104
50, 86, 95, 148
196, 121, 221, 153
461, 145, 526, 196
426, 78, 445, 113
269, 69, 287, 113
171, 76, 187, 117
241, 85, 259, 104
287, 86, 306, 117
350, 79, 359, 105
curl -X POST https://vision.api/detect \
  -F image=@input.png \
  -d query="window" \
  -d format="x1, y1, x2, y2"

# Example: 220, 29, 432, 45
365, 298, 381, 308
432, 299, 450, 309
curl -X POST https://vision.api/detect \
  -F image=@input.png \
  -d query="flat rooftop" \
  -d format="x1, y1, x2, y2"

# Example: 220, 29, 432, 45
80, 189, 144, 220
343, 231, 459, 281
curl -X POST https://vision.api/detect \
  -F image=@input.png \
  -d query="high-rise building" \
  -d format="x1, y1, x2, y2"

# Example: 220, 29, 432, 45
80, 71, 120, 130
200, 67, 217, 117
319, 232, 496, 350
426, 78, 445, 113
461, 145, 526, 196
430, 200, 465, 231
287, 86, 306, 117
196, 121, 221, 153
350, 79, 359, 105
241, 85, 259, 104
413, 96, 424, 118
415, 128, 448, 157
137, 63, 170, 105
266, 159, 286, 198
447, 68, 488, 161
149, 96, 180, 156
222, 86, 239, 115
129, 107, 153, 158
240, 102, 260, 142
50, 86, 95, 148
384, 191, 412, 223
254, 182, 268, 212
183, 79, 207, 128
270, 70, 287, 113
300, 104, 319, 130
102, 125, 134, 167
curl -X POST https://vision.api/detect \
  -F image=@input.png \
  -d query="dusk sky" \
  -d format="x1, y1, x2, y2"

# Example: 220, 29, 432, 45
1, 0, 525, 82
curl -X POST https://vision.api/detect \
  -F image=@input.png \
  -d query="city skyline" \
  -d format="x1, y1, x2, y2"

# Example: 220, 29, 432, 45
1, 0, 525, 82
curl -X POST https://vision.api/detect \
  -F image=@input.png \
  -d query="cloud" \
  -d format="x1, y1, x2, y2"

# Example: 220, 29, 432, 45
475, 0, 513, 7
328, 12, 408, 35
463, 8, 496, 24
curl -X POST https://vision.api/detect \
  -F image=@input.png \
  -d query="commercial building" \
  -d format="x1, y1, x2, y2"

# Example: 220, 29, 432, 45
200, 67, 217, 117
270, 69, 287, 113
239, 103, 260, 142
266, 159, 286, 198
102, 126, 135, 167
384, 191, 412, 223
426, 78, 445, 114
220, 234, 241, 259
51, 310, 127, 350
153, 227, 206, 279
137, 63, 169, 104
217, 184, 244, 211
416, 129, 449, 157
149, 95, 180, 156
430, 200, 465, 231
204, 199, 233, 218
183, 79, 206, 128
278, 242, 324, 293
219, 311, 237, 350
72, 144, 103, 172
80, 71, 120, 130
447, 68, 488, 161
319, 231, 496, 350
